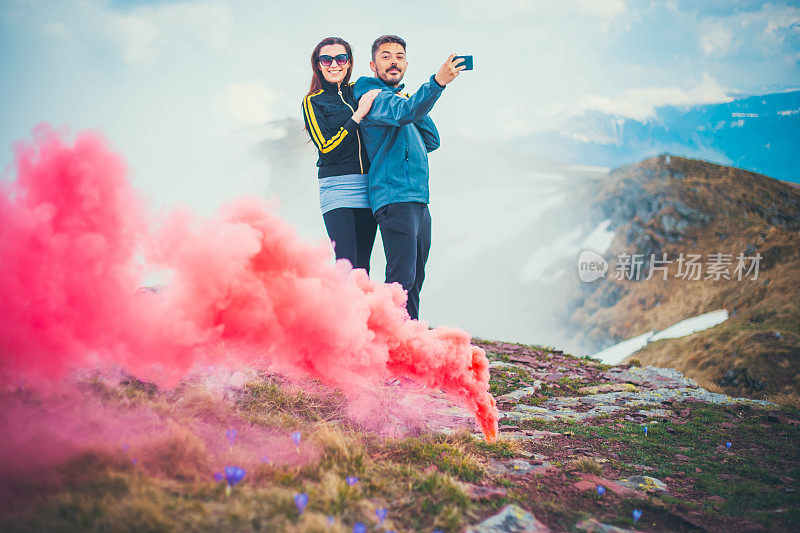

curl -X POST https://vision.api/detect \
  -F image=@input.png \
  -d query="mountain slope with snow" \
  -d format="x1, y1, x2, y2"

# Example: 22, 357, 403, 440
569, 154, 800, 398
513, 89, 800, 184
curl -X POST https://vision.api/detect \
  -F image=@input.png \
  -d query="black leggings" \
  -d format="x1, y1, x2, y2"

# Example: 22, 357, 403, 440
322, 207, 377, 274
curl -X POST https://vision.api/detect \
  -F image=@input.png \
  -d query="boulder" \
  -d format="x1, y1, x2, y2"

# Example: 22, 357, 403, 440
465, 504, 550, 532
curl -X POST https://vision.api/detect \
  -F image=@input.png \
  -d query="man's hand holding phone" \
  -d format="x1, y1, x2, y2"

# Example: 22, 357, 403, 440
434, 54, 468, 86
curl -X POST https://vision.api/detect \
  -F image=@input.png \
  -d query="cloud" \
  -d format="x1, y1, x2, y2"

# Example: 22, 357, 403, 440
702, 4, 800, 57
113, 2, 233, 66
765, 14, 800, 36
574, 73, 733, 120
573, 0, 627, 23
450, 0, 628, 29
699, 25, 733, 55
218, 81, 278, 128
43, 21, 70, 40
108, 13, 159, 66
42, 1, 234, 67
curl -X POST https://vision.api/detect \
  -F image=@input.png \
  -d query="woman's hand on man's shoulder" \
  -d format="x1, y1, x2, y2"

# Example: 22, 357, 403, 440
353, 89, 382, 123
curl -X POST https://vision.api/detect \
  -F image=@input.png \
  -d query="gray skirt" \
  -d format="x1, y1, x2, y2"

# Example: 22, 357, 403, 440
318, 173, 370, 214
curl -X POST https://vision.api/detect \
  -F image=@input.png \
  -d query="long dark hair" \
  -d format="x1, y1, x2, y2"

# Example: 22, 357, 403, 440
306, 37, 354, 98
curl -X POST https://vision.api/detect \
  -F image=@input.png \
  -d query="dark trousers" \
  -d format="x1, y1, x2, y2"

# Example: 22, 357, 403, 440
374, 202, 431, 320
322, 207, 377, 273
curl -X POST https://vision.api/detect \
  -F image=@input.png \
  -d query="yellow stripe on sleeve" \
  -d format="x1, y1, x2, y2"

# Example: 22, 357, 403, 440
303, 94, 350, 154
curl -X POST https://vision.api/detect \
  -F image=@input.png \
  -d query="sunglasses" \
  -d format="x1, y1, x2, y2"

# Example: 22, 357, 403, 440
319, 53, 350, 67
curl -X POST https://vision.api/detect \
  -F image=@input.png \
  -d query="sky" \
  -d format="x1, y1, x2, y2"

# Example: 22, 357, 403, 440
1, 0, 799, 215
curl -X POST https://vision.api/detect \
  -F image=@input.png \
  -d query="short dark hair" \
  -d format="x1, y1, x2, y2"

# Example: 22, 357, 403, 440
371, 35, 406, 60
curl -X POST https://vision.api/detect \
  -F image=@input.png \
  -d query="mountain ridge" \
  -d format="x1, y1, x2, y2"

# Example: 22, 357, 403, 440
568, 153, 800, 399
513, 90, 800, 183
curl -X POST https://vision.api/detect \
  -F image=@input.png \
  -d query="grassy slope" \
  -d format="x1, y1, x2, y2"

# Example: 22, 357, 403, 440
2, 340, 798, 532
571, 155, 800, 397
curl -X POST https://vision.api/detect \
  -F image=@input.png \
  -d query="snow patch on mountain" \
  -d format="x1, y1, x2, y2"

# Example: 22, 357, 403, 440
591, 309, 730, 364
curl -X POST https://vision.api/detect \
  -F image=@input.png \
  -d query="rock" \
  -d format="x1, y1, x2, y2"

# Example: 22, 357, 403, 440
573, 480, 596, 492
578, 383, 637, 394
497, 384, 543, 403
603, 366, 699, 388
490, 361, 522, 370
461, 483, 509, 500
634, 408, 671, 417
575, 518, 643, 533
577, 474, 644, 497
465, 504, 550, 533
625, 463, 656, 472
615, 475, 669, 494
488, 456, 554, 476
505, 429, 562, 441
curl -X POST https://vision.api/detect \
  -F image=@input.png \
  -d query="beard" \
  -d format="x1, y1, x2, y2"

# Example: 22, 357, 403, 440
376, 66, 404, 86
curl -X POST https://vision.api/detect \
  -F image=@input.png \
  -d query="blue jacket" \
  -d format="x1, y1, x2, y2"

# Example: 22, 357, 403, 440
353, 75, 443, 212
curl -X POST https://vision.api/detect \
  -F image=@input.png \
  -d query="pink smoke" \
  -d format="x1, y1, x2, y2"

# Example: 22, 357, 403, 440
0, 125, 498, 441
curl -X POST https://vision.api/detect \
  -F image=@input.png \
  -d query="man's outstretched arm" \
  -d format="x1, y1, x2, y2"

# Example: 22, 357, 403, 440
362, 54, 465, 128
361, 76, 444, 127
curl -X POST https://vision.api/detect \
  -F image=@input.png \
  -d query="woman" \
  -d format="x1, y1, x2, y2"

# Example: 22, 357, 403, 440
301, 37, 381, 273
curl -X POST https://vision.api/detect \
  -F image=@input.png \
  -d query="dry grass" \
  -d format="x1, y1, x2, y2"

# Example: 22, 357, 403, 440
311, 421, 366, 473
239, 378, 347, 424
571, 155, 800, 398
138, 425, 213, 482
695, 378, 725, 394
382, 432, 486, 483
4, 335, 800, 532
763, 391, 800, 409
567, 456, 604, 476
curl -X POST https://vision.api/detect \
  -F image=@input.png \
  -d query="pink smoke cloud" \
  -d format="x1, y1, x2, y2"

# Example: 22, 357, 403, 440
0, 125, 498, 441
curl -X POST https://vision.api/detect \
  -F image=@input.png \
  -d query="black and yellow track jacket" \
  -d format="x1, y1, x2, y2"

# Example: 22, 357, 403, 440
301, 78, 370, 178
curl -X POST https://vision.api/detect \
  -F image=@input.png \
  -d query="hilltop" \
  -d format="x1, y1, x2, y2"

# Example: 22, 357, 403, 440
569, 154, 800, 399
2, 340, 798, 532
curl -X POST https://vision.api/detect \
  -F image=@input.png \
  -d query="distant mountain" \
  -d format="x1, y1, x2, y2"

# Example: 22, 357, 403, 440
568, 154, 800, 398
513, 90, 800, 183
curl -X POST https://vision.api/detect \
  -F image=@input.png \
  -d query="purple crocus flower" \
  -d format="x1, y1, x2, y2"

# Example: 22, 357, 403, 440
596, 485, 605, 495
291, 432, 302, 448
224, 466, 246, 487
226, 429, 237, 444
294, 493, 308, 514
726, 441, 732, 449
346, 476, 359, 487
353, 523, 366, 533
633, 509, 643, 522
376, 507, 388, 523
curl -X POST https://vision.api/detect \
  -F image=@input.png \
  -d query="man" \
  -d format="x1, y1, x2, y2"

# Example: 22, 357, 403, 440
353, 35, 464, 320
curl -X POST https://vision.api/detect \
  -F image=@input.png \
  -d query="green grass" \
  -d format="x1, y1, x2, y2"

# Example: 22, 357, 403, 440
4, 341, 799, 532
516, 403, 800, 527
383, 434, 485, 482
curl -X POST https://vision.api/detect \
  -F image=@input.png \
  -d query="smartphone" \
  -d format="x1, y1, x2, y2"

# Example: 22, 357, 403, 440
453, 55, 473, 70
